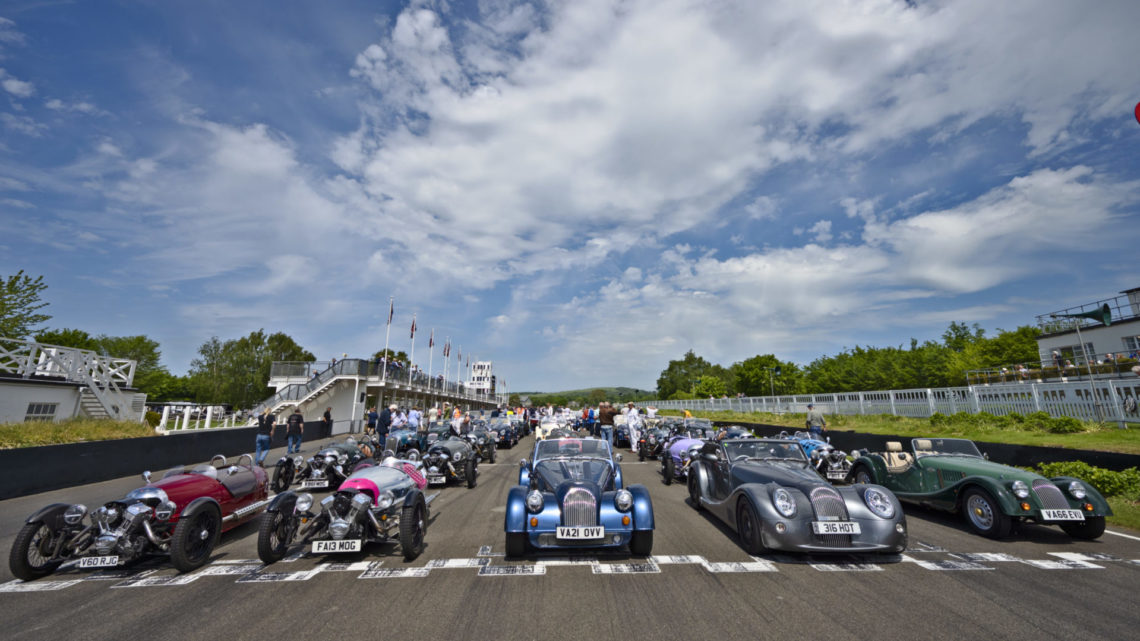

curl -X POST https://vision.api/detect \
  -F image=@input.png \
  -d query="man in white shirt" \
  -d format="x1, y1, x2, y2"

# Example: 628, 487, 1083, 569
626, 402, 642, 453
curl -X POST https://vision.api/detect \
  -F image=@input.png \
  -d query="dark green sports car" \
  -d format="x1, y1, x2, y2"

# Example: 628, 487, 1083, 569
850, 438, 1111, 539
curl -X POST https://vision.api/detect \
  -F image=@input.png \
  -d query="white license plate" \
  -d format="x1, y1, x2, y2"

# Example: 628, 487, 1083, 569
301, 480, 328, 489
556, 526, 604, 540
826, 471, 848, 480
78, 555, 119, 568
427, 475, 446, 485
1042, 509, 1085, 521
812, 521, 861, 535
312, 539, 362, 553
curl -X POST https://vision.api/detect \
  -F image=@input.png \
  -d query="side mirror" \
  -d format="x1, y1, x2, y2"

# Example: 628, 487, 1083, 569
227, 466, 240, 476
983, 452, 989, 460
519, 458, 528, 468
142, 470, 152, 484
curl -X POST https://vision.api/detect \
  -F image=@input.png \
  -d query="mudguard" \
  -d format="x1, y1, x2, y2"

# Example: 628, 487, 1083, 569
614, 464, 624, 490
504, 486, 529, 533
518, 464, 530, 487
25, 503, 70, 528
852, 454, 887, 483
954, 477, 1023, 515
628, 484, 654, 531
267, 491, 298, 513
1050, 476, 1113, 515
183, 496, 221, 518
402, 488, 425, 513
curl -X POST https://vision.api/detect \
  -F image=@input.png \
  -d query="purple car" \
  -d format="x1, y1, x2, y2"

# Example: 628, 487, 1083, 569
661, 435, 705, 485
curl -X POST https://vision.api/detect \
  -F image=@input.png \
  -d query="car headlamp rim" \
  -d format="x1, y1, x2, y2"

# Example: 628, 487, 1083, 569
1010, 480, 1030, 499
525, 489, 544, 513
772, 488, 796, 517
63, 503, 87, 525
376, 491, 395, 510
295, 493, 314, 513
863, 487, 896, 519
615, 489, 633, 512
1067, 481, 1087, 499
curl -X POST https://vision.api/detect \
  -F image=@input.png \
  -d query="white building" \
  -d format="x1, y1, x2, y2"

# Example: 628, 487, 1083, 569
1035, 287, 1140, 365
0, 337, 146, 423
468, 361, 495, 394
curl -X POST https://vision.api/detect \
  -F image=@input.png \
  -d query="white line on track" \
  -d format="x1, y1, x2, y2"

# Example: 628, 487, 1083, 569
1105, 529, 1140, 542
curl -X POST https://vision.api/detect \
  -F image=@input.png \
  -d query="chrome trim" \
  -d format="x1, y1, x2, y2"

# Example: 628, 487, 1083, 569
562, 488, 597, 527
222, 498, 271, 522
1031, 479, 1069, 510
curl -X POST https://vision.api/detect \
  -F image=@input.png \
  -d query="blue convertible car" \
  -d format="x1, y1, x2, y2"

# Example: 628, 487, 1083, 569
505, 438, 654, 557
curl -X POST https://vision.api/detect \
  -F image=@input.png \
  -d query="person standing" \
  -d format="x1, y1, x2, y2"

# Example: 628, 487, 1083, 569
598, 402, 618, 446
377, 404, 394, 442
805, 403, 827, 439
254, 409, 277, 466
367, 406, 379, 435
408, 405, 422, 431
427, 405, 439, 423
322, 406, 333, 438
626, 402, 642, 452
286, 407, 305, 454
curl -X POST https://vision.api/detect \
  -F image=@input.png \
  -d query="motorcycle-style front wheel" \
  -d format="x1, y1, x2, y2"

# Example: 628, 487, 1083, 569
400, 501, 426, 560
257, 510, 293, 564
9, 521, 63, 581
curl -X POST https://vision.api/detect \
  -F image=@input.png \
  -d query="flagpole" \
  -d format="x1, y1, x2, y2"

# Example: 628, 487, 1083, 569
408, 313, 417, 386
427, 329, 434, 390
381, 296, 393, 385
443, 339, 449, 392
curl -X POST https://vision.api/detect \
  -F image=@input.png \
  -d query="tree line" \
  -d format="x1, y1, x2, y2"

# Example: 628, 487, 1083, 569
655, 322, 1041, 399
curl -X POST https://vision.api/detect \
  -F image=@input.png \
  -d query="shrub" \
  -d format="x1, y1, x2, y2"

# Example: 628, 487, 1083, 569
1034, 461, 1140, 501
1046, 415, 1085, 434
144, 411, 162, 428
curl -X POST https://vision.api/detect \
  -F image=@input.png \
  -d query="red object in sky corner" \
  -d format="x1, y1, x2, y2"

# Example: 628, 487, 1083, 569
1135, 101, 1140, 125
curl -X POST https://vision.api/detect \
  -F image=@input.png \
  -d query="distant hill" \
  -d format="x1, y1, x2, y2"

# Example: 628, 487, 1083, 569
516, 387, 656, 407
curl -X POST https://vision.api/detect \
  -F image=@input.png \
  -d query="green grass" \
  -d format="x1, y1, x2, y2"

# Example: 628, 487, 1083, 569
1107, 497, 1140, 532
0, 418, 157, 449
661, 409, 1140, 455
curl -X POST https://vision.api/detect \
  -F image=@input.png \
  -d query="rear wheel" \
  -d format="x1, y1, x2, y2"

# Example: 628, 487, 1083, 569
489, 444, 497, 464
400, 501, 426, 560
663, 456, 675, 485
466, 458, 477, 489
853, 466, 873, 485
638, 445, 646, 462
629, 530, 653, 556
736, 499, 766, 555
9, 521, 62, 581
961, 488, 1011, 539
171, 503, 221, 572
505, 532, 527, 558
272, 461, 294, 492
688, 466, 703, 510
256, 510, 293, 564
1061, 516, 1105, 540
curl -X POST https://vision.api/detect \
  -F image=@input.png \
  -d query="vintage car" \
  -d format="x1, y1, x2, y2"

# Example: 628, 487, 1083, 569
779, 431, 852, 483
506, 438, 653, 557
534, 417, 562, 440
10, 455, 270, 580
849, 438, 1111, 539
258, 457, 434, 563
508, 413, 528, 437
464, 426, 498, 464
384, 427, 423, 460
661, 431, 708, 485
717, 425, 753, 440
271, 438, 372, 493
636, 425, 670, 461
423, 434, 478, 488
688, 438, 906, 554
418, 421, 453, 450
489, 418, 519, 448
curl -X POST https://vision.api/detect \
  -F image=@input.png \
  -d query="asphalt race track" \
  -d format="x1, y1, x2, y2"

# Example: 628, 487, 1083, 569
2, 432, 1140, 641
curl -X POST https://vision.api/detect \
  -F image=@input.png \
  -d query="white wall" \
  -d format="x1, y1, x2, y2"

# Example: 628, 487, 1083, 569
1037, 319, 1140, 361
0, 382, 81, 423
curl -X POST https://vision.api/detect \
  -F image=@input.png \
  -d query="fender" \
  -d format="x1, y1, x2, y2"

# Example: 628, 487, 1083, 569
690, 460, 711, 498
1050, 476, 1113, 515
852, 455, 886, 483
402, 488, 425, 514
627, 484, 655, 531
504, 486, 529, 533
613, 464, 624, 490
954, 477, 1022, 515
267, 491, 298, 513
184, 496, 222, 516
25, 503, 70, 528
731, 483, 809, 530
518, 464, 530, 487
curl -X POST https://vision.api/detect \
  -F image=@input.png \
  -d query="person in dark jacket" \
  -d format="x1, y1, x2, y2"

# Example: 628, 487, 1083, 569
255, 410, 277, 466
322, 407, 333, 438
366, 407, 379, 434
376, 404, 394, 441
286, 408, 304, 454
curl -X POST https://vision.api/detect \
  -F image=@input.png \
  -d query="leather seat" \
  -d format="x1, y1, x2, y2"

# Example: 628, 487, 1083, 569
220, 468, 256, 500
883, 441, 912, 472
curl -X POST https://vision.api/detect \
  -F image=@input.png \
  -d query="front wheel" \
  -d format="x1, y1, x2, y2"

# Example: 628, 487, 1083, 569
736, 499, 766, 555
688, 467, 703, 510
257, 510, 293, 564
488, 444, 497, 464
629, 530, 653, 556
400, 501, 426, 560
466, 458, 477, 489
663, 456, 675, 485
9, 521, 63, 581
853, 466, 874, 485
171, 503, 221, 572
1061, 516, 1106, 540
505, 532, 527, 559
961, 488, 1011, 539
272, 461, 294, 493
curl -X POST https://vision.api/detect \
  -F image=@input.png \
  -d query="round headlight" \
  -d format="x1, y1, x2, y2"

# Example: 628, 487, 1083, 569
293, 456, 304, 467
1068, 481, 1087, 499
772, 488, 797, 517
155, 500, 177, 521
454, 451, 464, 461
376, 491, 394, 510
863, 488, 895, 519
615, 490, 633, 512
63, 504, 87, 525
811, 450, 821, 460
525, 489, 544, 513
295, 493, 314, 513
1011, 480, 1029, 499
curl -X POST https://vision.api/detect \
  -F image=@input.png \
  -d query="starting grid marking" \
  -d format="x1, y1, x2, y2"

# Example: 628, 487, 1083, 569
3, 547, 1139, 591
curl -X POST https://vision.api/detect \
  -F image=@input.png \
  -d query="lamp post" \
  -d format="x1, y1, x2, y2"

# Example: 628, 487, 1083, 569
1052, 314, 1103, 421
764, 366, 782, 397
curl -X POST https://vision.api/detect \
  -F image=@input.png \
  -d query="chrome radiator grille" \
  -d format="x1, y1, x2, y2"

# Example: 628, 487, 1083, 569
810, 486, 852, 548
1032, 479, 1070, 509
561, 488, 597, 527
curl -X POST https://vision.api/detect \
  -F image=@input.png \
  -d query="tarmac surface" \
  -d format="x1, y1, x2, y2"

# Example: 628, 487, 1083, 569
2, 432, 1140, 641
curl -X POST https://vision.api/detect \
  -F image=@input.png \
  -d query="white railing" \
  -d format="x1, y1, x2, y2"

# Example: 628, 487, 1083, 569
1, 336, 140, 420
651, 378, 1140, 425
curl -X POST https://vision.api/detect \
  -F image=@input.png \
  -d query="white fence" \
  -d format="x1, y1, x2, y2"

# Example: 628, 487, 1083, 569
651, 379, 1140, 425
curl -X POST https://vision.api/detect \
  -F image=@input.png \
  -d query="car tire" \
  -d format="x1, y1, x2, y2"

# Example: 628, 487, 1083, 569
961, 488, 1011, 539
256, 510, 292, 564
853, 466, 874, 485
9, 521, 62, 581
272, 461, 294, 493
663, 456, 674, 485
400, 500, 426, 560
170, 502, 221, 572
466, 458, 477, 489
688, 465, 703, 511
638, 446, 645, 462
506, 532, 527, 559
629, 530, 653, 556
1061, 516, 1105, 540
736, 498, 766, 555
489, 444, 497, 464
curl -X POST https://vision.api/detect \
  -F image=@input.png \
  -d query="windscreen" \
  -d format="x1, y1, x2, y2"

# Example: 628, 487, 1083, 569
723, 440, 807, 462
534, 439, 610, 460
912, 438, 982, 458
533, 457, 613, 489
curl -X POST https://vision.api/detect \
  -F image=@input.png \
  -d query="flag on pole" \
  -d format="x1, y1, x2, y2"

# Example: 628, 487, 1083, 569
429, 330, 434, 349
387, 299, 394, 325
410, 316, 417, 339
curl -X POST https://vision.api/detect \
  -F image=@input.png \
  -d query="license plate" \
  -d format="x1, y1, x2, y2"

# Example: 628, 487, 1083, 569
312, 539, 362, 553
1041, 509, 1085, 521
556, 526, 604, 540
301, 480, 328, 489
78, 555, 119, 568
826, 471, 848, 480
812, 521, 861, 535
427, 475, 446, 485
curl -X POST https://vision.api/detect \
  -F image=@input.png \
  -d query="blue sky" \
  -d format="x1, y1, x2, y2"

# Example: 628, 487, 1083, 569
2, 0, 1139, 393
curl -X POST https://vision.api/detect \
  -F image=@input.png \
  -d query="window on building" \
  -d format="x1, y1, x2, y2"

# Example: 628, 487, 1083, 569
1123, 336, 1140, 357
1058, 344, 1096, 364
25, 402, 58, 422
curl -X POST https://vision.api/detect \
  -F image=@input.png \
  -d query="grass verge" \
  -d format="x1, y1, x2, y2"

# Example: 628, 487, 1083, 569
661, 409, 1140, 455
1107, 497, 1140, 532
0, 418, 156, 449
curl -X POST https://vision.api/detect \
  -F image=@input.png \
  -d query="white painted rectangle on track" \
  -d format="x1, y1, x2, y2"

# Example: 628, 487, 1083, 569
592, 562, 660, 574
651, 555, 707, 565
235, 568, 323, 583
358, 567, 431, 579
112, 574, 205, 587
810, 562, 883, 572
1048, 552, 1122, 562
477, 545, 503, 557
0, 579, 84, 592
479, 565, 546, 576
198, 564, 263, 576
1020, 559, 1103, 570
536, 556, 599, 566
427, 558, 491, 569
910, 560, 995, 571
703, 561, 777, 573
950, 553, 1022, 562
320, 561, 375, 572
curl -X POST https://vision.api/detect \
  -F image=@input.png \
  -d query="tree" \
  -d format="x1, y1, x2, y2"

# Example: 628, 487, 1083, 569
945, 325, 1042, 384
372, 349, 410, 364
188, 330, 314, 408
730, 354, 803, 396
508, 393, 521, 407
0, 270, 51, 339
693, 375, 727, 398
588, 388, 607, 405
656, 350, 731, 398
942, 321, 986, 352
33, 328, 99, 351
97, 334, 169, 394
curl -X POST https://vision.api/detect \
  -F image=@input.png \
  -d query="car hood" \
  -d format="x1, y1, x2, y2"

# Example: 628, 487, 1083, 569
918, 455, 1042, 482
428, 439, 470, 456
732, 460, 822, 490
667, 437, 703, 455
